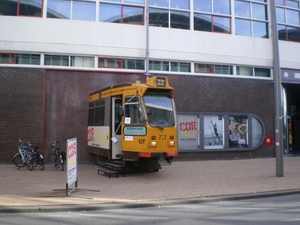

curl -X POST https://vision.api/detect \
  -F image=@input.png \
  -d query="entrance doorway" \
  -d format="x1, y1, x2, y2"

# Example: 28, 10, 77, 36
283, 84, 300, 155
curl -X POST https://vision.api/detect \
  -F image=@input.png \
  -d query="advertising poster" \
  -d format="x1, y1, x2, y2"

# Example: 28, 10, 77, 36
87, 126, 109, 149
178, 114, 199, 151
67, 138, 77, 186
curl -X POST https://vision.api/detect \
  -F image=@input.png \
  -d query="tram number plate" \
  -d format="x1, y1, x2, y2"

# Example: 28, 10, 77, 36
138, 139, 145, 144
159, 135, 166, 140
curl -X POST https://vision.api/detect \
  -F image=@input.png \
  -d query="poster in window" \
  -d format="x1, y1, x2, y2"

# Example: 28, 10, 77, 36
178, 114, 198, 151
203, 115, 224, 149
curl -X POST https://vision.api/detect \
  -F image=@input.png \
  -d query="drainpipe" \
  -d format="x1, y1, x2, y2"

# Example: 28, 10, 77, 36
145, 0, 150, 81
270, 0, 284, 177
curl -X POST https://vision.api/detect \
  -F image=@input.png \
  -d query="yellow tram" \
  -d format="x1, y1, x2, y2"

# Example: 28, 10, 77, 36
87, 76, 178, 170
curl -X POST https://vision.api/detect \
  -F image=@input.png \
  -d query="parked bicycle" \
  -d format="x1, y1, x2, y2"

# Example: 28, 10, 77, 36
28, 140, 44, 171
12, 139, 33, 171
49, 141, 65, 171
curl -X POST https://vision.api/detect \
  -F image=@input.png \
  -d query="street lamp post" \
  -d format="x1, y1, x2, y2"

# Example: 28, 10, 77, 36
270, 0, 284, 177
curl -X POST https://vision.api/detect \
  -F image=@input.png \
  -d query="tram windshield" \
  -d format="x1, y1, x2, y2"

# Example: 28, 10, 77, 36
144, 94, 175, 128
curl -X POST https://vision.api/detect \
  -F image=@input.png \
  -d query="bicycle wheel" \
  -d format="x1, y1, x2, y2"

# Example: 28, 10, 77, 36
27, 157, 33, 171
49, 153, 57, 167
31, 153, 38, 167
38, 158, 44, 171
60, 162, 64, 171
12, 153, 25, 168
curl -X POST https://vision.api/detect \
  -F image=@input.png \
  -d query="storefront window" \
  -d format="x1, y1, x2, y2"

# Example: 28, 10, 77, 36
178, 113, 264, 152
203, 115, 224, 149
178, 114, 199, 151
229, 116, 248, 148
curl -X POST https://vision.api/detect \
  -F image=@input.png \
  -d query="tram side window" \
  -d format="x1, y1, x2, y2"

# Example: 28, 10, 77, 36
94, 100, 105, 126
88, 102, 95, 126
124, 96, 144, 124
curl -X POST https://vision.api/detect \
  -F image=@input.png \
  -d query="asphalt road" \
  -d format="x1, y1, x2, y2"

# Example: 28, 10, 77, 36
1, 194, 300, 225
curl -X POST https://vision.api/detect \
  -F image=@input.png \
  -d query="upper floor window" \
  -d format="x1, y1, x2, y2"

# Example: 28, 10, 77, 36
237, 66, 271, 77
194, 0, 231, 15
149, 0, 190, 29
235, 0, 268, 38
195, 63, 233, 75
194, 0, 231, 34
99, 3, 144, 24
98, 57, 144, 69
0, 53, 15, 64
71, 56, 94, 67
47, 0, 96, 21
0, 0, 43, 17
16, 54, 40, 65
276, 1, 300, 42
102, 0, 144, 5
45, 55, 69, 66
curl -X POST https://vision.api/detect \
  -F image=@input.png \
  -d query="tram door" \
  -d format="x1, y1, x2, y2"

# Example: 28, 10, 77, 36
111, 97, 122, 160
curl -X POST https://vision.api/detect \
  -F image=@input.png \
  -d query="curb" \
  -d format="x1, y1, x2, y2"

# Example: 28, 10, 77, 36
1, 189, 300, 214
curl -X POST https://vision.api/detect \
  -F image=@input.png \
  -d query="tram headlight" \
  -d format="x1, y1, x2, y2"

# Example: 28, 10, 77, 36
150, 141, 157, 146
169, 141, 175, 146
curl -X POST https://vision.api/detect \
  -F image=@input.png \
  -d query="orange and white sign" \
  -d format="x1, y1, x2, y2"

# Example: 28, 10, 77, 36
67, 138, 77, 186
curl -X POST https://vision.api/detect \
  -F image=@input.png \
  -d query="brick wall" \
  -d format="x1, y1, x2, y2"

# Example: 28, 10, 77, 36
0, 67, 44, 163
0, 68, 275, 163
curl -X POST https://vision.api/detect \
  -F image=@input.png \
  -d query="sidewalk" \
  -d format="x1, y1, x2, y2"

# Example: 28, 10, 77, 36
0, 157, 299, 213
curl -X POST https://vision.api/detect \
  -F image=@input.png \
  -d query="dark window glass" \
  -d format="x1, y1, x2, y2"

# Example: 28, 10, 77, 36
170, 10, 190, 29
149, 61, 169, 71
16, 54, 40, 65
254, 68, 270, 77
99, 3, 121, 22
19, 0, 43, 16
122, 59, 144, 69
213, 16, 230, 33
123, 6, 143, 24
278, 25, 287, 40
194, 13, 212, 32
44, 55, 69, 66
215, 65, 233, 75
99, 58, 122, 68
88, 102, 95, 126
287, 26, 300, 42
235, 19, 251, 36
253, 21, 268, 38
0, 0, 17, 15
0, 53, 15, 63
195, 64, 213, 73
171, 62, 190, 72
47, 0, 71, 19
94, 100, 105, 126
149, 8, 168, 27
73, 0, 95, 21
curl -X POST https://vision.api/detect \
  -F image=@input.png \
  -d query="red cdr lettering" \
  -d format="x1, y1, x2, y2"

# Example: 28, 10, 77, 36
180, 121, 197, 131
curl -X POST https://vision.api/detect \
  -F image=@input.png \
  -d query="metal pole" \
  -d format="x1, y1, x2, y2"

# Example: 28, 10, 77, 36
145, 0, 150, 80
270, 0, 284, 177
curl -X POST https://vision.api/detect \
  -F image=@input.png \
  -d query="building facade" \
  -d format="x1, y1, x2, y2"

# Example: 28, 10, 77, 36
1, 0, 300, 163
